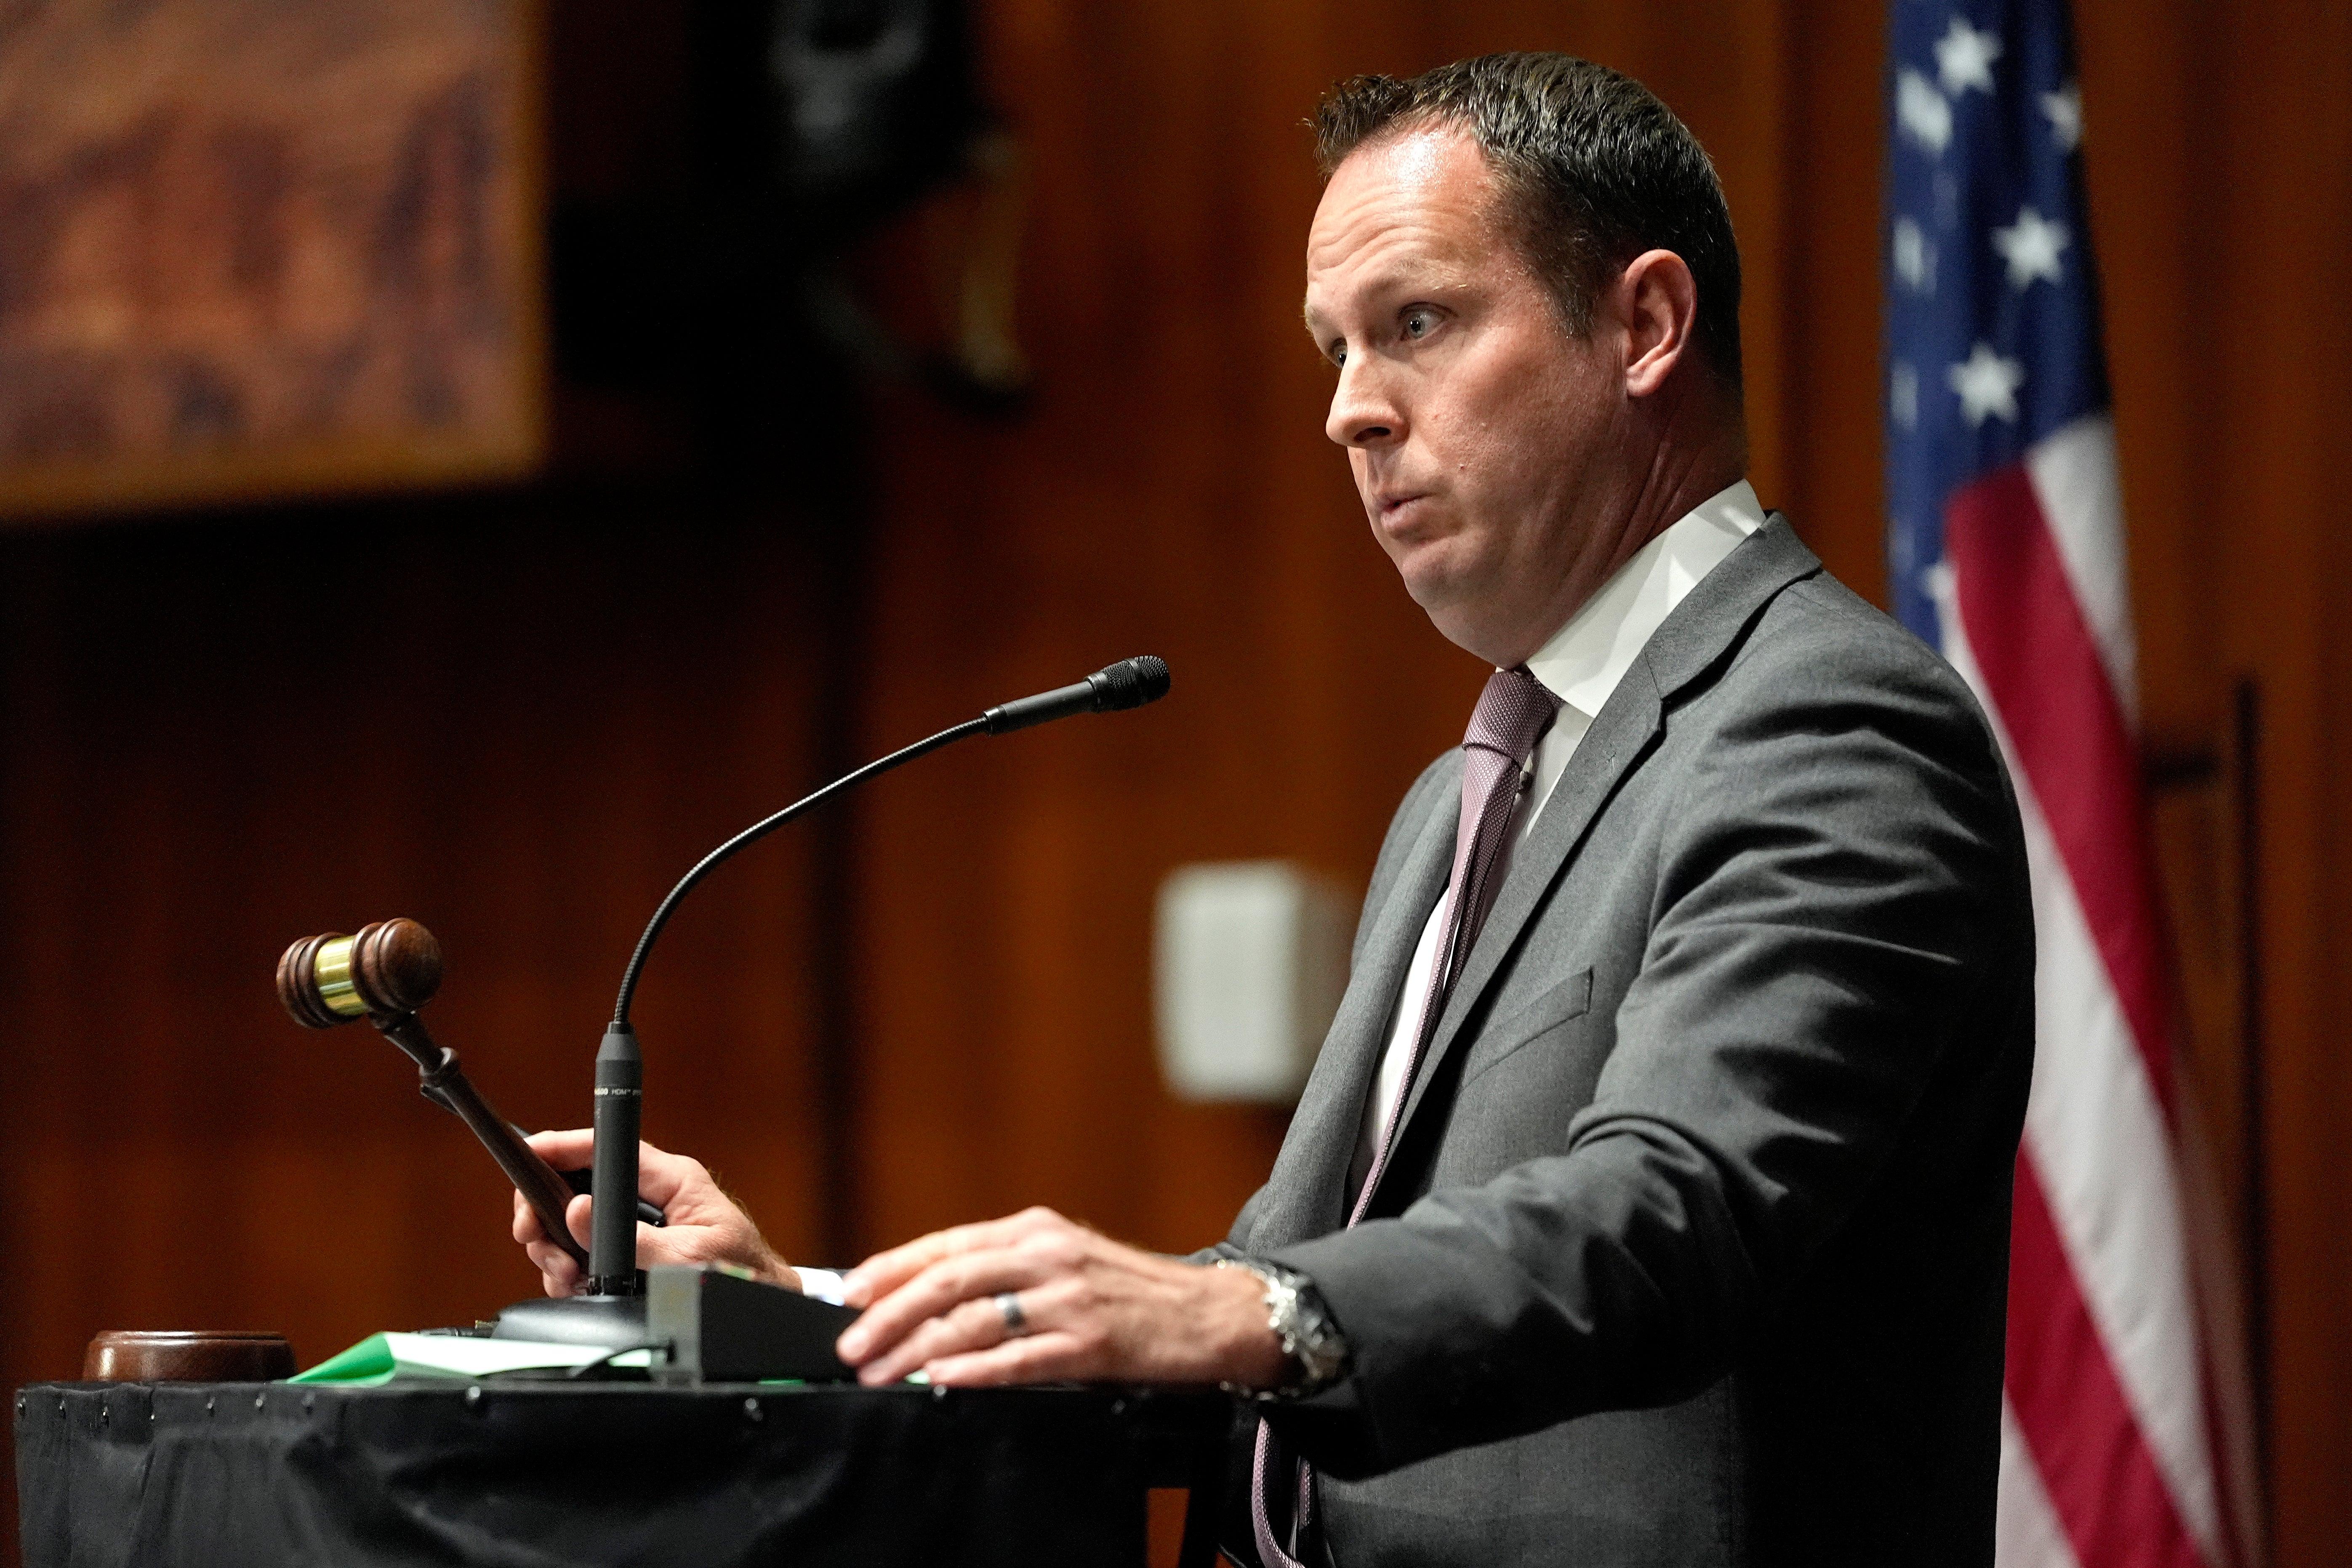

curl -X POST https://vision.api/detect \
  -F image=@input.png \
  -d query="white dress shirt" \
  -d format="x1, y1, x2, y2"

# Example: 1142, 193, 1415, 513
1346, 480, 1766, 1195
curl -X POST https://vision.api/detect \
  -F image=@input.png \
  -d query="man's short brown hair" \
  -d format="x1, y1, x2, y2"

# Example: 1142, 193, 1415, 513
1315, 53, 1744, 394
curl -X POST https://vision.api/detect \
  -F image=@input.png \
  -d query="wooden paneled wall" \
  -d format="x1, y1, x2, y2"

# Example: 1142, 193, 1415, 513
4, 0, 2348, 1562
0, 485, 846, 1558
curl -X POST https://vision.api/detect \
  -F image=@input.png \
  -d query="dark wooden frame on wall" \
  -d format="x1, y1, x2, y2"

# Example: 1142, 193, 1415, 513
0, 0, 544, 522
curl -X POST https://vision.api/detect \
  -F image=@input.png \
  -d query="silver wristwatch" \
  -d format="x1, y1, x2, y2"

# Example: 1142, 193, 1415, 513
1215, 1257, 1351, 1400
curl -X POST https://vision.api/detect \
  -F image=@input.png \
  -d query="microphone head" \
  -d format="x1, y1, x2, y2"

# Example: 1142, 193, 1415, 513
1089, 655, 1171, 712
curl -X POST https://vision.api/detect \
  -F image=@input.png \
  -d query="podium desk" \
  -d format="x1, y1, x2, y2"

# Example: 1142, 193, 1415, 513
15, 1379, 1236, 1567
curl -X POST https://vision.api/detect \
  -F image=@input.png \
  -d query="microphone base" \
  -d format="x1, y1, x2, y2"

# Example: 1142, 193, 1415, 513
491, 1294, 650, 1348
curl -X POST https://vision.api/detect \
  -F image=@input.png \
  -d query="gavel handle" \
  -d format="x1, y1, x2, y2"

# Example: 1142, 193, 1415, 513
373, 1013, 591, 1271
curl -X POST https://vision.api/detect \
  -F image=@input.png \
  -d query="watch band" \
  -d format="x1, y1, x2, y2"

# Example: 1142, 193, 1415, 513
1214, 1257, 1352, 1400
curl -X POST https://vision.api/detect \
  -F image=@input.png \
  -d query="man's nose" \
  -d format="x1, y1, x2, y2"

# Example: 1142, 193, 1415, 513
1325, 357, 1401, 449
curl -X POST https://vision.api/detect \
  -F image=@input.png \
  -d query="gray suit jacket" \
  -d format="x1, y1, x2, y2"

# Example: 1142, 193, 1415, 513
1217, 519, 2034, 1567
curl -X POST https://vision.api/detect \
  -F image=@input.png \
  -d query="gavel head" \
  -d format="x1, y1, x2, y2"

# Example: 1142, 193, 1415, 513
276, 918, 443, 1028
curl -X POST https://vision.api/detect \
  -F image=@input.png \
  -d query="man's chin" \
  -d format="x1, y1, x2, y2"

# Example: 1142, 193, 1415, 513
1391, 543, 1464, 607
1397, 569, 1454, 622
1403, 582, 1501, 662
1394, 567, 1537, 665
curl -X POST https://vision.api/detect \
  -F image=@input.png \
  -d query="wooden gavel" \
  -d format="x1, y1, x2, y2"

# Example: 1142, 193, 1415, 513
276, 918, 591, 1271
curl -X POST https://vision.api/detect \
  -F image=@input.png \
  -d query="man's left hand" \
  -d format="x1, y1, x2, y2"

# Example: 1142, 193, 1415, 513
836, 1206, 1290, 1390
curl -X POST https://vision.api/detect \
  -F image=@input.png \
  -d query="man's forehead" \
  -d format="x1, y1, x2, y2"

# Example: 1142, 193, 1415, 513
1303, 126, 1498, 320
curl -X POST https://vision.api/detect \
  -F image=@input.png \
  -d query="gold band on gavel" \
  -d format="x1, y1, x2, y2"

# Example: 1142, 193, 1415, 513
311, 935, 370, 1019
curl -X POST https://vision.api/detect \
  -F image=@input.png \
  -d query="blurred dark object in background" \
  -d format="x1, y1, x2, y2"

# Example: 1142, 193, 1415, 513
771, 0, 989, 228
761, 0, 1031, 408
552, 0, 1023, 446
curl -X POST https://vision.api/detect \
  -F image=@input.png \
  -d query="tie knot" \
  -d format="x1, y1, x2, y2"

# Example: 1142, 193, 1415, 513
1465, 665, 1560, 764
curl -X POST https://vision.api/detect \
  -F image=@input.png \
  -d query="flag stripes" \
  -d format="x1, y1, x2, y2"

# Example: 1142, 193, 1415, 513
1934, 450, 2226, 1568
1884, 3, 2245, 1562
2000, 1402, 2086, 1567
1945, 451, 2175, 1115
2007, 1155, 2206, 1567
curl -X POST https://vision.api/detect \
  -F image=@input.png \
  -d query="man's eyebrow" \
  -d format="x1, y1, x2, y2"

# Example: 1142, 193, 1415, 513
1301, 257, 1461, 344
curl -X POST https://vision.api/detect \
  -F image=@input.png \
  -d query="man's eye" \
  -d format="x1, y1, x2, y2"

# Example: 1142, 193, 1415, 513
1330, 342, 1348, 366
1403, 311, 1433, 338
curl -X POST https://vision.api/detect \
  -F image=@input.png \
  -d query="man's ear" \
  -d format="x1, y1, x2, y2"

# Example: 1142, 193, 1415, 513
1616, 249, 1699, 398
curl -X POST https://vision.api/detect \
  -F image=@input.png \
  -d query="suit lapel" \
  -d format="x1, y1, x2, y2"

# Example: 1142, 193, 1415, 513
1246, 767, 1459, 1249
1377, 517, 1825, 1187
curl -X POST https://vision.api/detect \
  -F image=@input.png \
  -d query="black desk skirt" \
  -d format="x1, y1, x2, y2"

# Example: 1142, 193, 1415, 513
14, 1380, 1236, 1567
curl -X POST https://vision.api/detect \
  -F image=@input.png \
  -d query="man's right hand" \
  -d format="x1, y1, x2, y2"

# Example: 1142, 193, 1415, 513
511, 1130, 798, 1298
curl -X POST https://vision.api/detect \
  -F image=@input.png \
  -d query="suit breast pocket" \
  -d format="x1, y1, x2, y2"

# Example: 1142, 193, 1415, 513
1438, 967, 1601, 1180
1457, 966, 1595, 1093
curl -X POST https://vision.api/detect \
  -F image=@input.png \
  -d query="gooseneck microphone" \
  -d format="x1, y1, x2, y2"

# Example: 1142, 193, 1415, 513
580, 656, 1171, 1299
980, 653, 1171, 734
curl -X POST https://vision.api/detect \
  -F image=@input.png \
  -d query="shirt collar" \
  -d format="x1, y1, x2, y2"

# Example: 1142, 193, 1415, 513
1523, 479, 1765, 721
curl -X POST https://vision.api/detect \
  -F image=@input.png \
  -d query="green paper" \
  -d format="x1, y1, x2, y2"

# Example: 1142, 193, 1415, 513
291, 1333, 398, 1386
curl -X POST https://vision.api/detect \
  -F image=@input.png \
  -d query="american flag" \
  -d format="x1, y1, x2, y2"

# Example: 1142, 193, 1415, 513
1883, 3, 2251, 1566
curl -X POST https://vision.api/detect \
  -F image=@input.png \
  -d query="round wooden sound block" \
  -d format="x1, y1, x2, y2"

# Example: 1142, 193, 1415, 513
83, 1330, 296, 1382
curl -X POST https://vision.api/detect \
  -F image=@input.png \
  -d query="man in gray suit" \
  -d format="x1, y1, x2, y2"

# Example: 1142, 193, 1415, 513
518, 52, 2033, 1568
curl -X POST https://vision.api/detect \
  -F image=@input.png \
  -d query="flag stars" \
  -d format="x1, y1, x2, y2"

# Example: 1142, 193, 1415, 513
2041, 82, 2083, 151
1991, 206, 2070, 289
1934, 16, 2003, 96
1898, 69, 1953, 155
1949, 342, 2025, 425
1894, 216, 1936, 292
1891, 362, 1920, 430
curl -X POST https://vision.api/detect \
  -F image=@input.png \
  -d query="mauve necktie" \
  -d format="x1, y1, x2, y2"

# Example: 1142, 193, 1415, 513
1251, 664, 1562, 1568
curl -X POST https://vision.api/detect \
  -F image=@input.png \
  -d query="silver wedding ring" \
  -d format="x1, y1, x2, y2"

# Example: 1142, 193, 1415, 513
992, 1291, 1028, 1336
